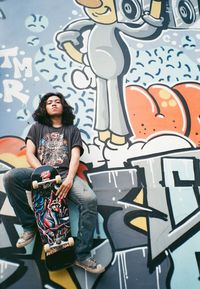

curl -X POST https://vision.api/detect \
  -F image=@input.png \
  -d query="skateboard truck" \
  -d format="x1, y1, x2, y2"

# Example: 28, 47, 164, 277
44, 237, 75, 256
32, 174, 62, 189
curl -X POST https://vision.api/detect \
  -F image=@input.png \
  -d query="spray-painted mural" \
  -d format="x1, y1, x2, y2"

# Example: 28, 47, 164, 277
0, 0, 200, 288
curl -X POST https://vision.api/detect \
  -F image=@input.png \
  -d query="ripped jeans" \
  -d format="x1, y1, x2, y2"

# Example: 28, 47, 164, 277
3, 167, 97, 261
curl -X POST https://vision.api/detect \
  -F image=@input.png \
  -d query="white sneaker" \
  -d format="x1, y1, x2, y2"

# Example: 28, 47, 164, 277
16, 231, 35, 248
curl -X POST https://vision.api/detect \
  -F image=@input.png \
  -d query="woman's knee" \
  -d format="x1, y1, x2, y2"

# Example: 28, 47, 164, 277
3, 168, 32, 190
3, 169, 18, 188
84, 191, 97, 212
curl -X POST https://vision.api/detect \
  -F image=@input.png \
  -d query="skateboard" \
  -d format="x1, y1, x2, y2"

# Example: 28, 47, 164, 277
31, 165, 76, 271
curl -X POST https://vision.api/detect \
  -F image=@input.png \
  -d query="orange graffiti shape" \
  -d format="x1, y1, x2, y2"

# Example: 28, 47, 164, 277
125, 82, 200, 147
173, 82, 200, 147
0, 136, 28, 167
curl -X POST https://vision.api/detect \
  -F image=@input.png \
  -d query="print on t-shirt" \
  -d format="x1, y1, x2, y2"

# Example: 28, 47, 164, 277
38, 132, 68, 166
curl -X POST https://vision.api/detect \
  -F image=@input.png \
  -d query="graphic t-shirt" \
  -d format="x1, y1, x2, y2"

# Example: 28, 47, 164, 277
26, 122, 83, 172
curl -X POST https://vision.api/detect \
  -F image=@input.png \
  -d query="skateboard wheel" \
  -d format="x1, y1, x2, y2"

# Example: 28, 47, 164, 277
68, 237, 74, 247
55, 175, 62, 184
32, 180, 38, 189
44, 244, 50, 252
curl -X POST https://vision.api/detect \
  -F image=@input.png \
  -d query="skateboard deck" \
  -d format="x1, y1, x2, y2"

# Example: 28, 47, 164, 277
31, 165, 76, 271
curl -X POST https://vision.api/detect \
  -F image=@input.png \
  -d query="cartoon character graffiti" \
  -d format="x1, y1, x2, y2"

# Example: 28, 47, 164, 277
55, 0, 164, 145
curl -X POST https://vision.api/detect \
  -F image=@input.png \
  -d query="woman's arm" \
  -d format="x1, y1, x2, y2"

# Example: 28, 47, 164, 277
56, 146, 81, 198
26, 139, 41, 169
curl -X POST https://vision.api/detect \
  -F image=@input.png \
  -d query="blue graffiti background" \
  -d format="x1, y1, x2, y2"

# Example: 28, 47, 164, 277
1, 0, 200, 142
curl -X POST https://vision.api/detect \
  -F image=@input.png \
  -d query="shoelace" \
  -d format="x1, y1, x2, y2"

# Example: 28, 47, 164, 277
87, 257, 97, 268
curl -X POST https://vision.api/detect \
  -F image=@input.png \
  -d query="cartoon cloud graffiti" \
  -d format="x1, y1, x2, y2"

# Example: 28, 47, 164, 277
55, 0, 164, 145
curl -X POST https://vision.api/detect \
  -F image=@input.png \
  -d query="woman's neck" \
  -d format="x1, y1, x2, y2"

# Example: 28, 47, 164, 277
51, 116, 62, 128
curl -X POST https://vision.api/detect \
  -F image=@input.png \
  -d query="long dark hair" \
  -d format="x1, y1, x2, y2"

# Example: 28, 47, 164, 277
32, 92, 75, 126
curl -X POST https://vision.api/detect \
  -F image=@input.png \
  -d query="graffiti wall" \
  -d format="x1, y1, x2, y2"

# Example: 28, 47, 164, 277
0, 0, 200, 288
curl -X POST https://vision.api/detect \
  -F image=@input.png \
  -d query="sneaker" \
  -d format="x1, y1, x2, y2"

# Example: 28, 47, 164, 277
16, 230, 35, 248
75, 257, 105, 274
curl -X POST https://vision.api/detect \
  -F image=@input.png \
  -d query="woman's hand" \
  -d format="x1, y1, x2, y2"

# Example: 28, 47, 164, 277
55, 176, 73, 199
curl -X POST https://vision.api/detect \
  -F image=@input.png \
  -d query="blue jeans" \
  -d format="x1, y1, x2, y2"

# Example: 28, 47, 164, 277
3, 168, 97, 261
